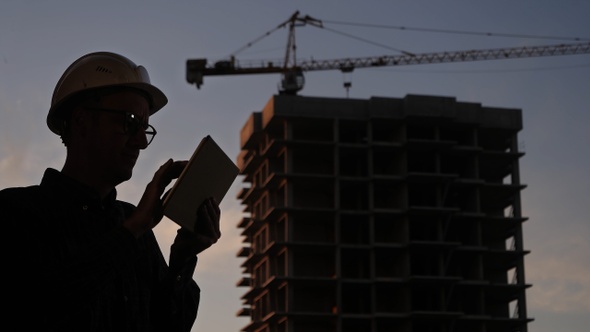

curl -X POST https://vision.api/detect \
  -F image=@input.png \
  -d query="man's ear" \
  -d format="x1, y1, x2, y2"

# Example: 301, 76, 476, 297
70, 107, 88, 137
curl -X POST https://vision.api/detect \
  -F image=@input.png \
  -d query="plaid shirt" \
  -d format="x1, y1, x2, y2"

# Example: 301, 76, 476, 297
1, 168, 200, 332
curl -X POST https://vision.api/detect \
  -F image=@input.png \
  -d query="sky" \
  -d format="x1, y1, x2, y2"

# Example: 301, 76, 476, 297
1, 0, 589, 331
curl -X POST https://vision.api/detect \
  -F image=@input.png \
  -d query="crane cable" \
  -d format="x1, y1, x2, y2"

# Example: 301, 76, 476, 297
229, 25, 285, 57
225, 14, 589, 71
319, 25, 415, 56
229, 20, 416, 60
229, 16, 588, 62
321, 19, 590, 42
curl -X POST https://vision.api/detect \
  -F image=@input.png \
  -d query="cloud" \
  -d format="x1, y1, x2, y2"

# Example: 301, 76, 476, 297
0, 104, 32, 187
186, 206, 245, 273
0, 91, 65, 188
526, 226, 590, 314
0, 147, 28, 186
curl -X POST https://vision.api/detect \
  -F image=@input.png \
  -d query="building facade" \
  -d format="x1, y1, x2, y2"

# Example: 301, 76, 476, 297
235, 94, 533, 332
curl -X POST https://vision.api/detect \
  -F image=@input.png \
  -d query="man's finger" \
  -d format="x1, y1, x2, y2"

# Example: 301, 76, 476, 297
205, 198, 221, 237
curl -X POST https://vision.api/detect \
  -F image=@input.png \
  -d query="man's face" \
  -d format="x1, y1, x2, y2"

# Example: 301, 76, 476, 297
85, 90, 152, 187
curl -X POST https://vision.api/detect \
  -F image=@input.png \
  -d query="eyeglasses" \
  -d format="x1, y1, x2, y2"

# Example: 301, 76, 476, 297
85, 107, 157, 146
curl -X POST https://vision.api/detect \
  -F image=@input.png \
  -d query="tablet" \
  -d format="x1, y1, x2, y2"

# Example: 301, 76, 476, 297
163, 135, 240, 232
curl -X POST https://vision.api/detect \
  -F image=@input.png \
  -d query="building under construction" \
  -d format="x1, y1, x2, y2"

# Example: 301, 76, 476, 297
235, 93, 533, 332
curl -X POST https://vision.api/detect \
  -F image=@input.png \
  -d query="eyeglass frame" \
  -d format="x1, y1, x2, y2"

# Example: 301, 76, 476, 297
84, 107, 157, 146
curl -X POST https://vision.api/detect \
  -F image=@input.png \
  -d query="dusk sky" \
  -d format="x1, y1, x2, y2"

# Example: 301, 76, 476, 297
1, 1, 589, 331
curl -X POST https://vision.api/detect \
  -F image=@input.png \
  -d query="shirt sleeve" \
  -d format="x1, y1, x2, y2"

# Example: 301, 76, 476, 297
141, 229, 201, 332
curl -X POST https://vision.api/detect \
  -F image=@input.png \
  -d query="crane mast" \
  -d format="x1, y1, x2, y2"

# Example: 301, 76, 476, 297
186, 12, 590, 94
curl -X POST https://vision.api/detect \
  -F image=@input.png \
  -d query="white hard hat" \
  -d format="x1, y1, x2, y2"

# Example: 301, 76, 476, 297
47, 51, 168, 135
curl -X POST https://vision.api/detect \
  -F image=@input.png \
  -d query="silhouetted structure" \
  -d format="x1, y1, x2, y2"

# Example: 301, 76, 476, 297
235, 94, 533, 332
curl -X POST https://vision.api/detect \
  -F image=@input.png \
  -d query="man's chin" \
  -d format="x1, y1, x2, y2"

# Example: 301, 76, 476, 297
113, 169, 133, 186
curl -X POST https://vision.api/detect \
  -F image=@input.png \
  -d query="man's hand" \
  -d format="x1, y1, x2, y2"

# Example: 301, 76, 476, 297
124, 159, 188, 238
171, 197, 221, 259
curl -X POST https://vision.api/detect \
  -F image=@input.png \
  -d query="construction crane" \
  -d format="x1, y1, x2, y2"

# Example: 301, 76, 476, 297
186, 11, 590, 95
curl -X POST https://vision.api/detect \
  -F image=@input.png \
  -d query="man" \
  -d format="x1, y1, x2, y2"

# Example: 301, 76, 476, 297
0, 52, 220, 331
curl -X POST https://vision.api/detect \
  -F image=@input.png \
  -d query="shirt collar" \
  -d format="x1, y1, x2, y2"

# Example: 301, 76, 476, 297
40, 168, 118, 208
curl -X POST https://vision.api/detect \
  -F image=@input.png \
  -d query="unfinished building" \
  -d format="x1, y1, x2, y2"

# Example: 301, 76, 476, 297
235, 94, 533, 332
